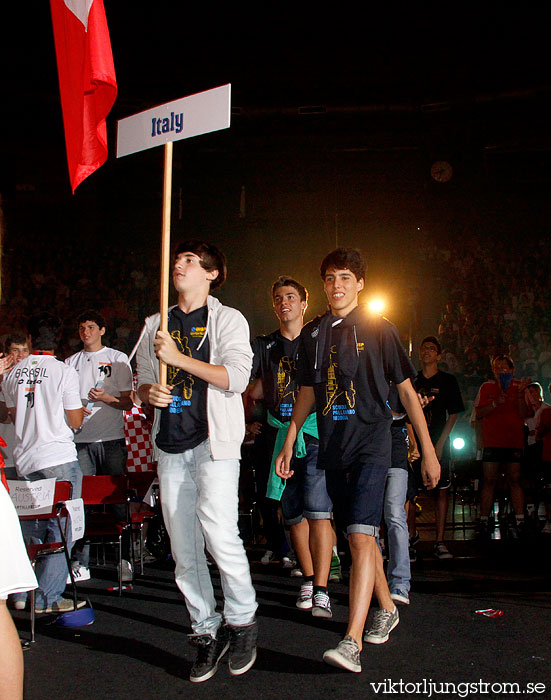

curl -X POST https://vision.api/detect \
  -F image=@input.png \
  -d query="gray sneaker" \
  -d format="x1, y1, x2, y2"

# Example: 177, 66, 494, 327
188, 626, 230, 683
363, 606, 399, 644
323, 635, 361, 673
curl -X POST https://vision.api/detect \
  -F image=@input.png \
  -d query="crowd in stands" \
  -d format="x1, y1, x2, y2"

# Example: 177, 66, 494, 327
420, 237, 551, 402
0, 244, 158, 360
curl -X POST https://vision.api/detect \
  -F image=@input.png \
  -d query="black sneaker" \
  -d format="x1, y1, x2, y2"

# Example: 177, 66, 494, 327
188, 626, 229, 683
228, 619, 258, 676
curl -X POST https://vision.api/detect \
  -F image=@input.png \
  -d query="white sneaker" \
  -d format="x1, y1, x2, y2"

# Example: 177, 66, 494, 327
542, 520, 551, 534
390, 589, 410, 606
434, 542, 453, 560
281, 556, 296, 569
66, 565, 91, 584
260, 550, 274, 565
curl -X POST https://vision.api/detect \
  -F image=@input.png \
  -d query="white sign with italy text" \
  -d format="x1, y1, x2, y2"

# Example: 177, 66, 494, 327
116, 84, 231, 158
8, 478, 56, 515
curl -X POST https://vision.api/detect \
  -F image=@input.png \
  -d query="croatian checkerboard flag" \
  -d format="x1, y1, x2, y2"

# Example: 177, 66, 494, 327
50, 0, 117, 193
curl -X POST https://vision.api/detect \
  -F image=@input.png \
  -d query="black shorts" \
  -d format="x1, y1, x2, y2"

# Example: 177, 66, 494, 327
482, 447, 523, 464
413, 457, 451, 491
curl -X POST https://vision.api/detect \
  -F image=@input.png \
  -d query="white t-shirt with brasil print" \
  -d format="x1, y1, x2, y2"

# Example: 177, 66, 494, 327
3, 354, 81, 476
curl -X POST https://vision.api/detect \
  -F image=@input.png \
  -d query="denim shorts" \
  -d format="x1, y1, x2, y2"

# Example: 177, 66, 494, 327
325, 459, 390, 537
280, 437, 332, 526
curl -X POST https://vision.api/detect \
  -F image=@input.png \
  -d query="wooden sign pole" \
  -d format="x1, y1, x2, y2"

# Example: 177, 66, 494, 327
159, 141, 173, 385
116, 86, 231, 383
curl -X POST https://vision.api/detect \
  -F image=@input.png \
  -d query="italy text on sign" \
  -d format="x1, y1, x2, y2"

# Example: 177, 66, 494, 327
116, 84, 231, 158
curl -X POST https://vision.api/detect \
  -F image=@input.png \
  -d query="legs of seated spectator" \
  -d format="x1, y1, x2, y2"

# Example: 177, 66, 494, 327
158, 440, 257, 635
21, 461, 82, 609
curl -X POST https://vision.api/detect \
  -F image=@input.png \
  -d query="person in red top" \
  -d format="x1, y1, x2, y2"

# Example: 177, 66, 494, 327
535, 393, 551, 533
475, 355, 530, 537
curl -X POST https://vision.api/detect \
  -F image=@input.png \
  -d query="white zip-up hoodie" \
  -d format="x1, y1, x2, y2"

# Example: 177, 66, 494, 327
136, 296, 252, 461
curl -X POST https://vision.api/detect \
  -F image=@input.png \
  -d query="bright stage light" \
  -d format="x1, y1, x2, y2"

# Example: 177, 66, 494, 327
368, 299, 385, 314
453, 437, 465, 450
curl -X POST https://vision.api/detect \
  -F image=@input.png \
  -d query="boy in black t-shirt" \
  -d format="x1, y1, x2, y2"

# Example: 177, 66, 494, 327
246, 277, 334, 617
276, 248, 440, 674
413, 336, 464, 559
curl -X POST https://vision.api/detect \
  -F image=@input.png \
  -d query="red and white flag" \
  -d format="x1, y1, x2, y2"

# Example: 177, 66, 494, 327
50, 0, 117, 193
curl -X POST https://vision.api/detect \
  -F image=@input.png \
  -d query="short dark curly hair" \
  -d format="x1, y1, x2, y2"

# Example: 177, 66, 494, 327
320, 247, 366, 281
77, 310, 106, 330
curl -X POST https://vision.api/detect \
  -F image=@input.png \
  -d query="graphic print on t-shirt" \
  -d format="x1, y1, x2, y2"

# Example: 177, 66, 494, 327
168, 330, 194, 402
98, 363, 112, 378
25, 387, 35, 408
323, 344, 356, 418
276, 355, 297, 419
15, 359, 50, 411
156, 306, 209, 453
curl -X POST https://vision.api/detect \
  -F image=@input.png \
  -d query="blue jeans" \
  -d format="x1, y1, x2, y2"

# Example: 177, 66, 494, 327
158, 439, 257, 634
19, 461, 82, 608
383, 467, 410, 593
